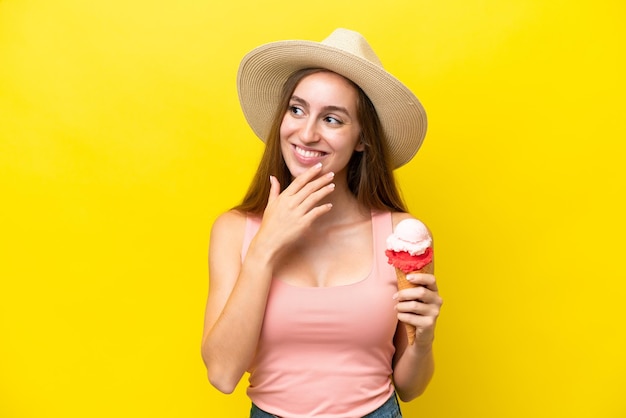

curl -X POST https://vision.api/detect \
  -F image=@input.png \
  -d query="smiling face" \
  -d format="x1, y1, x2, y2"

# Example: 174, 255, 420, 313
279, 71, 364, 179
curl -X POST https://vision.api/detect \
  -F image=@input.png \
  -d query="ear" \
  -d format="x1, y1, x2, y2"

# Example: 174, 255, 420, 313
354, 139, 365, 152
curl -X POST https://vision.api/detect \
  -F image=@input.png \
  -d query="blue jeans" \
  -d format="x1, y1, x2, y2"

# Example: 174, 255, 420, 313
250, 392, 402, 418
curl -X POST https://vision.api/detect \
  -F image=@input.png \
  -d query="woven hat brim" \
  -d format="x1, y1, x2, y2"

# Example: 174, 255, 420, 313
237, 40, 427, 169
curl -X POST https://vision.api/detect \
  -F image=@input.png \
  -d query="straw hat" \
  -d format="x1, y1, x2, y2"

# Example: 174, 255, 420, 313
237, 28, 427, 169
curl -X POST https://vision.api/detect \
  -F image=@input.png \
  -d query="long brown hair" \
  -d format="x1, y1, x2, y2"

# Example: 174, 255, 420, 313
234, 68, 407, 215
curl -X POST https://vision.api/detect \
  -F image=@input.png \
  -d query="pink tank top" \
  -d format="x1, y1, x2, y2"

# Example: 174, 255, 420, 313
241, 211, 398, 418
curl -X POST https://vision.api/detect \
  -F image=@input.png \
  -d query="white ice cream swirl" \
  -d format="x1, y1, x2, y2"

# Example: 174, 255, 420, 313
386, 218, 432, 256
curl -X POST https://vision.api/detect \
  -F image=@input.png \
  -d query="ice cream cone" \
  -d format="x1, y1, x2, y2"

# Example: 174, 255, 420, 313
395, 269, 418, 345
385, 218, 435, 346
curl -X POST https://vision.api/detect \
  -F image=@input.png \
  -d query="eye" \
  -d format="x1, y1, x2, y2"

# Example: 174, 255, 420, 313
289, 105, 304, 116
324, 116, 343, 125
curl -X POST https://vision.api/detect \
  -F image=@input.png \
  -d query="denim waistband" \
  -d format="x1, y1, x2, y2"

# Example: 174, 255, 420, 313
250, 392, 402, 418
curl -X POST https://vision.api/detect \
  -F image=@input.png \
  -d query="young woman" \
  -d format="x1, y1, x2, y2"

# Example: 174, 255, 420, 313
202, 28, 443, 418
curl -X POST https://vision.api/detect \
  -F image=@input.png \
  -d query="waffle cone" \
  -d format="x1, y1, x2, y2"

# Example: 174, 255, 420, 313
395, 269, 418, 345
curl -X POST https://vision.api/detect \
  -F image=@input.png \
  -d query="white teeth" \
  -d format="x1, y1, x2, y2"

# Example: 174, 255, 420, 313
295, 146, 324, 158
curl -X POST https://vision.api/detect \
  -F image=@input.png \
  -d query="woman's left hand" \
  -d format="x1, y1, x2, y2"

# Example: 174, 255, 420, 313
394, 273, 443, 347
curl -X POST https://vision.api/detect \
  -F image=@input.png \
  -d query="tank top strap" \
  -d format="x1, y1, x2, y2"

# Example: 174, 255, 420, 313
242, 215, 262, 262
371, 210, 394, 281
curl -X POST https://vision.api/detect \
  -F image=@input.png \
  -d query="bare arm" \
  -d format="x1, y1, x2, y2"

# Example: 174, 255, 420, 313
200, 210, 274, 393
201, 163, 335, 393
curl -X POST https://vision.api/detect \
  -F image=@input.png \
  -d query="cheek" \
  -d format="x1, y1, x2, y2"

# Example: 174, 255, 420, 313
279, 114, 294, 139
340, 129, 362, 152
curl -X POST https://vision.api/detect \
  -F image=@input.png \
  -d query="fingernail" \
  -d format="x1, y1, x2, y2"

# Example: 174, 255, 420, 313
327, 171, 335, 178
392, 292, 398, 300
315, 162, 322, 169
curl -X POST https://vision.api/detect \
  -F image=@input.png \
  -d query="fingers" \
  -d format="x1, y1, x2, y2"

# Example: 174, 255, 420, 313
395, 292, 441, 344
261, 163, 335, 250
396, 297, 441, 317
397, 311, 437, 336
394, 275, 443, 333
394, 283, 443, 308
406, 273, 438, 292
284, 162, 325, 195
282, 163, 334, 197
268, 163, 335, 216
297, 173, 335, 211
268, 175, 281, 205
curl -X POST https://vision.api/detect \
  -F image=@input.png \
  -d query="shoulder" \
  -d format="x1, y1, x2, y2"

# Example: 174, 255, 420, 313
209, 210, 248, 256
211, 209, 247, 234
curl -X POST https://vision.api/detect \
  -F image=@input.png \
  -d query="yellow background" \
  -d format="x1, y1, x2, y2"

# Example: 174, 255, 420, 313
1, 0, 624, 416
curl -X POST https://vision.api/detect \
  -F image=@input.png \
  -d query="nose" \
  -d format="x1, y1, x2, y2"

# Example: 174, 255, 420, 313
299, 118, 321, 144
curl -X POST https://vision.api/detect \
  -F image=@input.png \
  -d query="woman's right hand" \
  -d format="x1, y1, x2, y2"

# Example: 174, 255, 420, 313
256, 162, 335, 260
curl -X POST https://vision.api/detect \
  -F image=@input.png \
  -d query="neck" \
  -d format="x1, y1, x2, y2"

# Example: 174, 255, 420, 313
315, 177, 369, 228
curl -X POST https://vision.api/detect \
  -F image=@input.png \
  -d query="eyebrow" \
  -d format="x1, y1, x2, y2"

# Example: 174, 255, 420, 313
290, 95, 352, 116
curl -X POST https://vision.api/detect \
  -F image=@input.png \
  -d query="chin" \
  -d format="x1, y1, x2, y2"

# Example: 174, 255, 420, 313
285, 165, 307, 179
